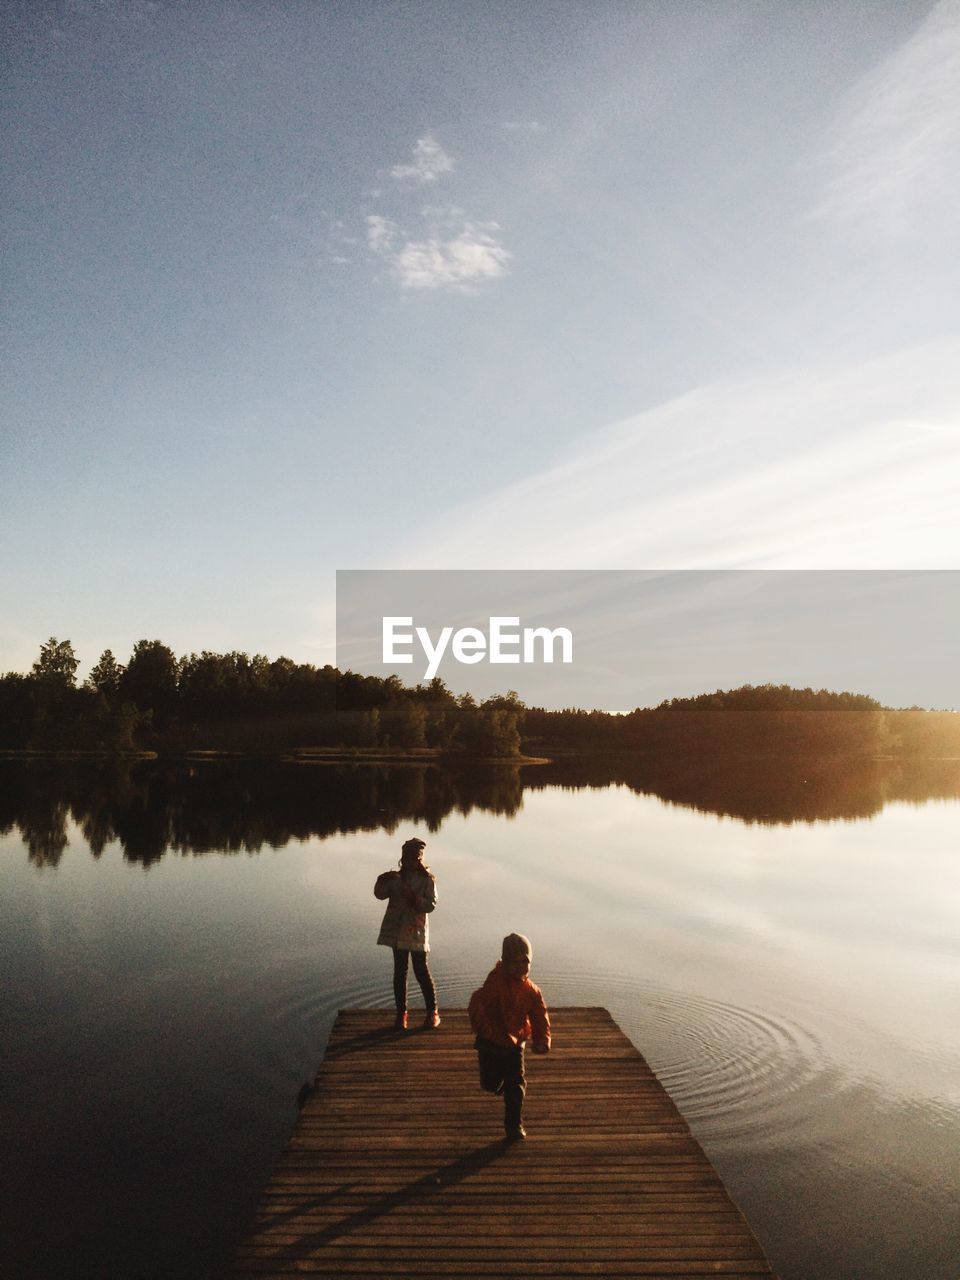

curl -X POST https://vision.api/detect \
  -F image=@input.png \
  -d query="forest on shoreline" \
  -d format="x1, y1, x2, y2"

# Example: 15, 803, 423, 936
1, 636, 958, 760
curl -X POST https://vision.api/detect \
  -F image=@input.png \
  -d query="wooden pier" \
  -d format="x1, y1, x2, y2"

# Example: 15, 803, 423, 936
229, 1007, 777, 1277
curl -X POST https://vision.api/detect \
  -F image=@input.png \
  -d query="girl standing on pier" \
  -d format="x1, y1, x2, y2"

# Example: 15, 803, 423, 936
374, 837, 439, 1030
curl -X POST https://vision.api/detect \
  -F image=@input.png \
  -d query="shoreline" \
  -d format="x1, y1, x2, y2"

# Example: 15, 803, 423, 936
3, 748, 959, 766
0, 746, 553, 765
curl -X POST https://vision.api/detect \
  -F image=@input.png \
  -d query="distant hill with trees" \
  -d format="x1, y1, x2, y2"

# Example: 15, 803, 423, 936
1, 637, 958, 760
524, 685, 960, 758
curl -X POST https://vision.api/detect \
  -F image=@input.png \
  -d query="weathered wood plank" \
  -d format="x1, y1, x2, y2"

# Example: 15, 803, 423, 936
227, 1008, 777, 1279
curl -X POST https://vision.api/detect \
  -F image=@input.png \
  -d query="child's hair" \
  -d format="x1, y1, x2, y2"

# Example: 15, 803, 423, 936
400, 837, 426, 863
399, 837, 430, 873
502, 932, 531, 961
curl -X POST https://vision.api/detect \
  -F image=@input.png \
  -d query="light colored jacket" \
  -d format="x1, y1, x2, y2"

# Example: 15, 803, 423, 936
374, 865, 437, 952
468, 961, 551, 1050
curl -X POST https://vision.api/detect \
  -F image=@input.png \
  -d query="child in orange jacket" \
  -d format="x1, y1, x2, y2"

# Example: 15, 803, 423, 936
468, 933, 551, 1140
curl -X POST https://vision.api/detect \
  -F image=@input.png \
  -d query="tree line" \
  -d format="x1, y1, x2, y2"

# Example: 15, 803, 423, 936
1, 636, 958, 759
523, 684, 960, 758
0, 637, 522, 756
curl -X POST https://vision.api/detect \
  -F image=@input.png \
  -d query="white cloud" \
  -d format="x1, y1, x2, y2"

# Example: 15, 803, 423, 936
367, 211, 510, 292
391, 221, 510, 290
356, 139, 510, 291
390, 134, 455, 184
420, 203, 465, 220
365, 214, 397, 253
386, 341, 960, 569
813, 0, 960, 234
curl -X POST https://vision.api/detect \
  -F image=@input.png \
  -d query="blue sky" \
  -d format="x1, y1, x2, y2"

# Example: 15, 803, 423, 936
2, 0, 959, 683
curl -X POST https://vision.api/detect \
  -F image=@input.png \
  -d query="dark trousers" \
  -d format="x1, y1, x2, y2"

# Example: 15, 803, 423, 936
475, 1036, 526, 1131
392, 947, 437, 1013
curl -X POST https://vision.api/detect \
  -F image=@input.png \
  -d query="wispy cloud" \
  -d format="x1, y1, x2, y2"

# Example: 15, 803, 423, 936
813, 0, 960, 234
365, 202, 510, 293
365, 214, 397, 254
502, 120, 547, 134
328, 136, 513, 291
387, 222, 510, 291
389, 134, 455, 184
387, 341, 960, 569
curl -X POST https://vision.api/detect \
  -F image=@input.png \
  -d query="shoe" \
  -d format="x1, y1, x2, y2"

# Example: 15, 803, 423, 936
423, 1010, 441, 1029
393, 1011, 409, 1031
505, 1125, 527, 1141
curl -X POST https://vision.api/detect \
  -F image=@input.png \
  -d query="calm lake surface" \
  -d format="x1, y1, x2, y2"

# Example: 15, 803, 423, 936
1, 756, 959, 1279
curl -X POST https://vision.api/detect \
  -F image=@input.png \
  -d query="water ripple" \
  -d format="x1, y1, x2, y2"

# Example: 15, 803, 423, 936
261, 964, 844, 1152
512, 967, 839, 1151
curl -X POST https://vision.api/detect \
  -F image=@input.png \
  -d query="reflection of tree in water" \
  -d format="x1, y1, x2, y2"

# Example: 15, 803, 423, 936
526, 755, 960, 825
0, 759, 526, 866
77, 765, 137, 858
2, 753, 958, 864
20, 797, 70, 867
0, 759, 117, 866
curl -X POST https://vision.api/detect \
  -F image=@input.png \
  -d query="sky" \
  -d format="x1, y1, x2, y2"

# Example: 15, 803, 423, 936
2, 0, 959, 697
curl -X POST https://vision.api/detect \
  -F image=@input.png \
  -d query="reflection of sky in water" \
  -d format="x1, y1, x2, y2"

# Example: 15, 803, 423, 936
1, 783, 959, 1279
408, 789, 960, 1100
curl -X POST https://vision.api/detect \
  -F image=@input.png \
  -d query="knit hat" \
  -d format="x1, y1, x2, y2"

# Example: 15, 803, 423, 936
502, 932, 531, 961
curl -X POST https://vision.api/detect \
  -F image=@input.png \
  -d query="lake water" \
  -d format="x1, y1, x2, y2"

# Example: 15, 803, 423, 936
1, 756, 959, 1279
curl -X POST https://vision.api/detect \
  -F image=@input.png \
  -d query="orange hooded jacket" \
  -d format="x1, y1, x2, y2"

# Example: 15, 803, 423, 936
468, 961, 551, 1050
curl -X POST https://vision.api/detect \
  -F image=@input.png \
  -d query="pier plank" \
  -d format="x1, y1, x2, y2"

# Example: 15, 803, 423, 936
228, 1009, 776, 1278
